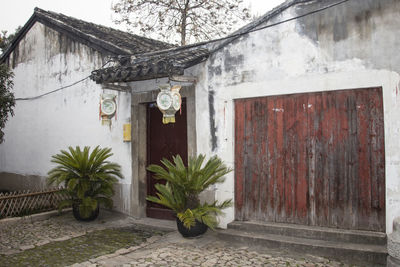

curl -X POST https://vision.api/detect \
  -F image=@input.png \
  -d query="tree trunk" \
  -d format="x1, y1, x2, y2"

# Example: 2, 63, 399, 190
186, 193, 200, 209
180, 0, 190, 46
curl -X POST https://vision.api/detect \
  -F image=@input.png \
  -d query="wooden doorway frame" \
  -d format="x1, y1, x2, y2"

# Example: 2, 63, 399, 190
129, 85, 197, 218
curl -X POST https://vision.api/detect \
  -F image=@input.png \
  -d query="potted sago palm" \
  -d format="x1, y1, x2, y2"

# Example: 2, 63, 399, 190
47, 146, 123, 221
146, 154, 232, 237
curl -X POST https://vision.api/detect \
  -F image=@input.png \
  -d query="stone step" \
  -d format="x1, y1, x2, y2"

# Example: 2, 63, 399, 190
218, 228, 387, 266
227, 221, 387, 245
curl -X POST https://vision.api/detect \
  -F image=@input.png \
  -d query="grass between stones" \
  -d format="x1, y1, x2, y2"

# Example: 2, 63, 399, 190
0, 227, 165, 267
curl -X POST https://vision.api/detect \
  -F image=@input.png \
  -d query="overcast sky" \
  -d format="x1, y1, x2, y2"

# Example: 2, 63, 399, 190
0, 0, 285, 34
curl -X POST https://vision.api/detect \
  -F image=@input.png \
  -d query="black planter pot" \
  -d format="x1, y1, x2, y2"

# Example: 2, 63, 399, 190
176, 218, 208, 238
72, 203, 100, 222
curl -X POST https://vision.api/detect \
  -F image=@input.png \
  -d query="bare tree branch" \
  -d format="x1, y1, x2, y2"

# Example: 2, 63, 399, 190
112, 0, 252, 45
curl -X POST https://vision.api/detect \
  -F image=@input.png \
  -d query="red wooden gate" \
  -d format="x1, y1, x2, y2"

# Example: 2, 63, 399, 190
235, 88, 385, 232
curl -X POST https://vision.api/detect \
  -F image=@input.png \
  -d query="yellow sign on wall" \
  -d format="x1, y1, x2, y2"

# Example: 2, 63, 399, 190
123, 124, 131, 142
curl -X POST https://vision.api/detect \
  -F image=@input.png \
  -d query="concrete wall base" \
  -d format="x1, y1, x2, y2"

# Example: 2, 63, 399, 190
387, 217, 400, 266
387, 255, 400, 267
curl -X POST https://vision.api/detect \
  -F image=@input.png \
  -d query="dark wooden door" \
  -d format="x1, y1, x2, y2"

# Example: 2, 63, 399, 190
235, 88, 385, 232
147, 99, 188, 220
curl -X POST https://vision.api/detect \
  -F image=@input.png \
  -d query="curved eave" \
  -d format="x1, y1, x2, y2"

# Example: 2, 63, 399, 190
91, 48, 209, 84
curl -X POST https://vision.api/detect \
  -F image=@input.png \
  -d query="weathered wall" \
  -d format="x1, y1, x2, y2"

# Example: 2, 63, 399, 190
0, 22, 133, 214
187, 0, 400, 232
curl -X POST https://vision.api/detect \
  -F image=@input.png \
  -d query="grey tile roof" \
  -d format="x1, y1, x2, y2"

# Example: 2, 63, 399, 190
91, 47, 209, 83
1, 7, 174, 62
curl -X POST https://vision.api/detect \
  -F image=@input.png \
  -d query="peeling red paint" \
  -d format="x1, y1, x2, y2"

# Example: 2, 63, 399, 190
234, 88, 385, 232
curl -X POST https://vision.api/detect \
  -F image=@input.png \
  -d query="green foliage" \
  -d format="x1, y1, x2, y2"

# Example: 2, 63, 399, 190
146, 154, 232, 230
0, 27, 21, 53
0, 64, 15, 144
47, 146, 123, 218
177, 200, 232, 230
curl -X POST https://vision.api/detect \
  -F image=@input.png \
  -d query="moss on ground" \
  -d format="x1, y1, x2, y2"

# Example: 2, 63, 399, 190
0, 227, 165, 267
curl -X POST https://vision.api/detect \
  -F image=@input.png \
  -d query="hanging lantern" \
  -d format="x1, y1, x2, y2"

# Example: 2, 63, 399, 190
100, 94, 117, 127
156, 84, 182, 124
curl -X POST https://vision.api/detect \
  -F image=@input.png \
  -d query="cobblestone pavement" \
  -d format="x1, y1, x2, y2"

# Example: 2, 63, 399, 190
0, 210, 138, 255
0, 211, 359, 267
0, 228, 161, 266
77, 231, 356, 267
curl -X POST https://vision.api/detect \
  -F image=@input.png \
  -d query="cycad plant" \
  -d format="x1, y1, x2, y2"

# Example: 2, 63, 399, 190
47, 146, 123, 220
146, 154, 232, 230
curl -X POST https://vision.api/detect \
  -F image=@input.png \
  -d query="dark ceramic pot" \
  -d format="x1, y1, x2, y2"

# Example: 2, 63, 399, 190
72, 203, 99, 222
176, 218, 208, 238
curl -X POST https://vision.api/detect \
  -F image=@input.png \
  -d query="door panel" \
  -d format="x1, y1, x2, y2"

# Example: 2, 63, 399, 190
234, 88, 385, 232
146, 99, 188, 220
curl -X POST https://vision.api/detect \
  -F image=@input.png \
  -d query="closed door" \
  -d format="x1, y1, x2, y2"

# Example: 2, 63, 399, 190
146, 99, 188, 220
235, 88, 385, 232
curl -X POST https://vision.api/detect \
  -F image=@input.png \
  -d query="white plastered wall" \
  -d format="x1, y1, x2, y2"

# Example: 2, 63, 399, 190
0, 22, 133, 214
189, 2, 400, 233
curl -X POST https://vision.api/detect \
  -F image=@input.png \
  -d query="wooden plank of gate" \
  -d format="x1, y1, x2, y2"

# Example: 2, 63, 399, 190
244, 99, 253, 220
287, 95, 295, 223
259, 98, 268, 220
234, 99, 245, 220
335, 91, 348, 229
250, 100, 259, 219
307, 93, 317, 227
347, 92, 359, 229
312, 93, 323, 227
295, 93, 308, 224
356, 90, 371, 230
266, 97, 276, 222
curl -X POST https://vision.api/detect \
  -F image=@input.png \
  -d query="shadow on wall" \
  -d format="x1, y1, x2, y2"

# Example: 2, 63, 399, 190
0, 172, 48, 191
